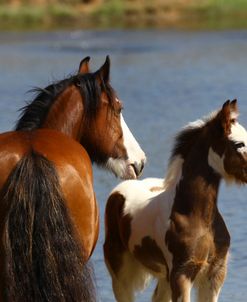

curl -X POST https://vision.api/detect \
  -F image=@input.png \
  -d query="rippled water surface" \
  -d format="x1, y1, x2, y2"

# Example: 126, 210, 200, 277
0, 30, 247, 301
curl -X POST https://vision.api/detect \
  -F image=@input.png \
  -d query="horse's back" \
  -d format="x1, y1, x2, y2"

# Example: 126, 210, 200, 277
104, 178, 171, 296
105, 177, 169, 254
0, 129, 98, 258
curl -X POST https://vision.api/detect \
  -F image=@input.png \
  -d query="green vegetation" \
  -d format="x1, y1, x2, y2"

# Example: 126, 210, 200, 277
0, 4, 81, 30
93, 0, 125, 27
1, 0, 247, 30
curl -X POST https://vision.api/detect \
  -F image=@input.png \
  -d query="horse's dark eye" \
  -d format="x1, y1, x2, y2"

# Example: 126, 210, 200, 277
74, 79, 81, 87
235, 142, 245, 149
115, 106, 123, 115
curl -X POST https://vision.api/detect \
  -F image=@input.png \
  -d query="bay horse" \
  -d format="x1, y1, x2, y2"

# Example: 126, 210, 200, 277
104, 100, 247, 302
0, 56, 146, 301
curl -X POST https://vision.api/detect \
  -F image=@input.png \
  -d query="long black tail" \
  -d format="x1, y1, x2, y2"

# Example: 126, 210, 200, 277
1, 151, 96, 302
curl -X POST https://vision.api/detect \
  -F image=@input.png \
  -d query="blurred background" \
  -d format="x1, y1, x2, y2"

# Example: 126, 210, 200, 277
1, 1, 247, 301
1, 0, 247, 30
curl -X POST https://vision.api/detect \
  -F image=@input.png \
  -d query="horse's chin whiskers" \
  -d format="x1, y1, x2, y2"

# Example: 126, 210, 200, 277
106, 158, 139, 180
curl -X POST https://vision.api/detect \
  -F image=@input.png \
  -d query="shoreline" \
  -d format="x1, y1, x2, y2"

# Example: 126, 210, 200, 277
1, 1, 247, 31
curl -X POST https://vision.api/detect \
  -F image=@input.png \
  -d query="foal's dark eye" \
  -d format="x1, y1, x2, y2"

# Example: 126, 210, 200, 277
235, 142, 245, 149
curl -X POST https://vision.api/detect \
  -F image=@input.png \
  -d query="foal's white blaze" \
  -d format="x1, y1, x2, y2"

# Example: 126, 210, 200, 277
208, 121, 247, 179
106, 114, 146, 179
229, 122, 247, 154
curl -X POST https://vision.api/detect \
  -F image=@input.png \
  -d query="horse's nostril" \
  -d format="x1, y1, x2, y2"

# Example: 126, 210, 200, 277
131, 160, 145, 177
131, 163, 139, 177
140, 160, 145, 174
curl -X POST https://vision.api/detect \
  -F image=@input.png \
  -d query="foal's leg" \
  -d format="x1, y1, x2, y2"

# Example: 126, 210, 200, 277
105, 251, 150, 302
197, 281, 221, 302
170, 272, 192, 302
197, 256, 228, 302
152, 277, 172, 302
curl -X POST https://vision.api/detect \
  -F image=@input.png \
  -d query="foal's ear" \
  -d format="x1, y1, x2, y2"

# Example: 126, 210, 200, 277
220, 99, 238, 136
78, 56, 90, 74
95, 55, 110, 83
230, 99, 238, 114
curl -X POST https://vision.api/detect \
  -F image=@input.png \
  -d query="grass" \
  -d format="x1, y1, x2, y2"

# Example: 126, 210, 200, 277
185, 0, 247, 30
92, 0, 125, 27
0, 4, 79, 30
1, 0, 247, 30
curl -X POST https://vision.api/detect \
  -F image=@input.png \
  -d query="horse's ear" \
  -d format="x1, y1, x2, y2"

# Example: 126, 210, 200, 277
220, 99, 238, 136
95, 55, 110, 83
78, 56, 90, 74
230, 99, 238, 114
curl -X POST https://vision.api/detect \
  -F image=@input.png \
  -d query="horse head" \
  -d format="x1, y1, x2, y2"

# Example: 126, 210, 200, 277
208, 99, 247, 184
16, 56, 146, 180
78, 56, 146, 179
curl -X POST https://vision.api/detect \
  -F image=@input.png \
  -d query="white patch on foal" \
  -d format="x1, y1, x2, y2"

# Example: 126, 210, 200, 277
113, 155, 184, 276
229, 122, 247, 154
208, 121, 247, 178
208, 147, 227, 178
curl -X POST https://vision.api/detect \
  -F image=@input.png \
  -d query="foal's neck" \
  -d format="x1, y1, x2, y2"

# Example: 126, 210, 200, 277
42, 87, 84, 141
173, 146, 221, 223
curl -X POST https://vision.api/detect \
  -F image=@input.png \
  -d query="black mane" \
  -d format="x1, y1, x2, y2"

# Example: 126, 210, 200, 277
15, 72, 116, 131
170, 126, 204, 161
170, 110, 220, 162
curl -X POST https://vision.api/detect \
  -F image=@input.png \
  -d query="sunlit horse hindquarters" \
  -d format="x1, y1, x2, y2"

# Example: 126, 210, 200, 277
104, 100, 247, 302
0, 56, 145, 301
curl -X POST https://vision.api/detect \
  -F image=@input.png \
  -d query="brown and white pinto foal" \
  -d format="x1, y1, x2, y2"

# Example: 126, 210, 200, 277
104, 100, 247, 302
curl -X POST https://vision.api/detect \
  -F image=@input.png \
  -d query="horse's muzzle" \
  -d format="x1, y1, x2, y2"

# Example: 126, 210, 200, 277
130, 159, 145, 178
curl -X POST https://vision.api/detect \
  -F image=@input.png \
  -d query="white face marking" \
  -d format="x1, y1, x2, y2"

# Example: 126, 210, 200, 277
121, 114, 146, 165
229, 122, 247, 154
106, 114, 146, 179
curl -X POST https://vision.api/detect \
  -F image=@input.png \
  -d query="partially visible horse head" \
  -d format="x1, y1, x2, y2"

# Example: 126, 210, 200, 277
16, 56, 146, 180
77, 56, 146, 179
207, 99, 247, 184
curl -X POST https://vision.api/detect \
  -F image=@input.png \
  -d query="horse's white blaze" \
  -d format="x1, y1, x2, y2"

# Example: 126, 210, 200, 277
113, 155, 184, 275
229, 122, 247, 154
106, 114, 146, 179
121, 114, 146, 168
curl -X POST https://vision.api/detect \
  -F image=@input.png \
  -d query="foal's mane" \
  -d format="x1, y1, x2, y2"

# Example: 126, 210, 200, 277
162, 112, 218, 189
170, 111, 218, 162
15, 72, 116, 131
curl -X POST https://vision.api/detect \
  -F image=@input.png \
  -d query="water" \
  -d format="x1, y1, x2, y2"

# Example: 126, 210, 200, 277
1, 29, 247, 301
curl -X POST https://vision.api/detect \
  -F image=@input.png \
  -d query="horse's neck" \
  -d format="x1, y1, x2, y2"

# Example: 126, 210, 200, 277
42, 86, 84, 140
172, 149, 221, 223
